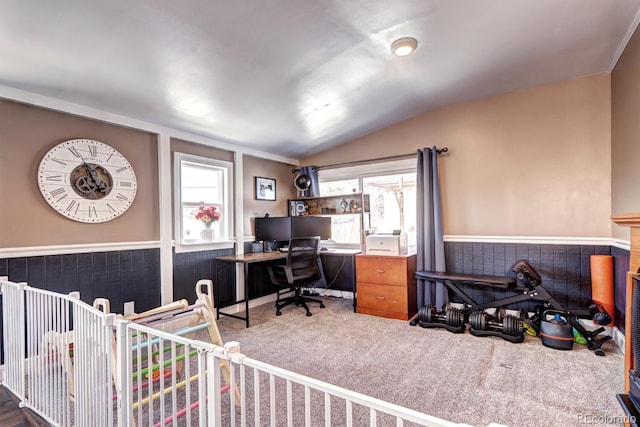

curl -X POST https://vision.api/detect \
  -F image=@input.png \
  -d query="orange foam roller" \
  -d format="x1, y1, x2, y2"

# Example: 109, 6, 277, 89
590, 255, 614, 326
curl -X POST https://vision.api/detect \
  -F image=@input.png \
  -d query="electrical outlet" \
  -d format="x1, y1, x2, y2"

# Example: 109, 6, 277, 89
124, 301, 135, 315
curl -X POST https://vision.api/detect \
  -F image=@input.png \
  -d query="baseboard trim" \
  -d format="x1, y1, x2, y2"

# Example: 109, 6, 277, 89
216, 293, 278, 315
612, 325, 625, 352
217, 290, 354, 316
578, 319, 624, 352
315, 288, 354, 299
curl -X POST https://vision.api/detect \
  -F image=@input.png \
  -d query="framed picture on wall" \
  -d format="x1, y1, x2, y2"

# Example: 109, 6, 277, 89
255, 176, 276, 201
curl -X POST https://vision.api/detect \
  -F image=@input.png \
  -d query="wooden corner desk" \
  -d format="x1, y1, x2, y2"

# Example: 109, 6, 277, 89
215, 249, 360, 327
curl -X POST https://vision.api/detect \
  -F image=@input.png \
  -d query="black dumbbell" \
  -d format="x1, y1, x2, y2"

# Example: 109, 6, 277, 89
418, 305, 465, 328
469, 311, 523, 337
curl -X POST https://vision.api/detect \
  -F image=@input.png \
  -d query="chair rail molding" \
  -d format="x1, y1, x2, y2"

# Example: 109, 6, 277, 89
0, 241, 162, 258
443, 235, 614, 246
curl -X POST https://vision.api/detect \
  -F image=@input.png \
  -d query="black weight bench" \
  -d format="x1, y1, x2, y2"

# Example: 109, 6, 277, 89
410, 260, 612, 354
415, 270, 519, 290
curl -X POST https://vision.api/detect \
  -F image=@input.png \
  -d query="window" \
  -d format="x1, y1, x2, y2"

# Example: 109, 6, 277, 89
318, 179, 359, 196
175, 153, 233, 251
319, 159, 416, 249
318, 179, 362, 246
363, 173, 416, 248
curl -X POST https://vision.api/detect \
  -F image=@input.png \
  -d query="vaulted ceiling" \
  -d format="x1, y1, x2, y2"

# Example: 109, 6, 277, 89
1, 1, 638, 158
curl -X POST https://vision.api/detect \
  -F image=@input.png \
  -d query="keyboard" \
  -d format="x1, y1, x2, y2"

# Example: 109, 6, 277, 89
279, 246, 315, 252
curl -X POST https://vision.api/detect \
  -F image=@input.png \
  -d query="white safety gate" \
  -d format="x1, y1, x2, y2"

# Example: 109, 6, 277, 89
1, 277, 462, 427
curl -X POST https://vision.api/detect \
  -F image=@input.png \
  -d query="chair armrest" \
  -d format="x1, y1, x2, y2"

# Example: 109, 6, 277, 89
267, 263, 291, 285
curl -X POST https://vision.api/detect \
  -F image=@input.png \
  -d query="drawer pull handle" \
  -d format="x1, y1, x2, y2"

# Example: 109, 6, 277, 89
375, 269, 385, 273
376, 296, 385, 300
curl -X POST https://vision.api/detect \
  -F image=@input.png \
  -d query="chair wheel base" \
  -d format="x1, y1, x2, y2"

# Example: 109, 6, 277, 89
273, 288, 324, 317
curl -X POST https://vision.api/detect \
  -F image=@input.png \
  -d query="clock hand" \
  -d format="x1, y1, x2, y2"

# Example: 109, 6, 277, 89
78, 152, 97, 185
86, 165, 100, 186
85, 163, 110, 192
73, 151, 103, 198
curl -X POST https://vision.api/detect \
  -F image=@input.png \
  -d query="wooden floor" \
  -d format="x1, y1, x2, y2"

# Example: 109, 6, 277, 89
0, 386, 49, 427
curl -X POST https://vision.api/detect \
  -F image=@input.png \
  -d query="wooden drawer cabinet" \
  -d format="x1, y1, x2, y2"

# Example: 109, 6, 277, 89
356, 254, 417, 320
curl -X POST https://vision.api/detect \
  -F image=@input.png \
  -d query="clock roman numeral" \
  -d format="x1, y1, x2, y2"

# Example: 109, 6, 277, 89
49, 187, 68, 202
119, 181, 132, 188
51, 158, 67, 166
106, 203, 116, 212
89, 206, 97, 217
88, 144, 97, 157
106, 153, 114, 162
116, 193, 129, 202
66, 200, 81, 214
115, 166, 129, 173
50, 187, 65, 197
67, 146, 80, 158
46, 175, 63, 182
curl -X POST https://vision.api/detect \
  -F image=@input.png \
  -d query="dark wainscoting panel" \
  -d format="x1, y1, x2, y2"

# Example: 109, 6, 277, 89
320, 253, 356, 292
611, 246, 630, 333
173, 247, 237, 306
172, 244, 284, 308
443, 242, 611, 313
1, 242, 628, 329
0, 248, 161, 314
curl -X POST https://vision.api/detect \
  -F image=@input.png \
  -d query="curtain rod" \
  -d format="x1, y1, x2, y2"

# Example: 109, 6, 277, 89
292, 147, 448, 173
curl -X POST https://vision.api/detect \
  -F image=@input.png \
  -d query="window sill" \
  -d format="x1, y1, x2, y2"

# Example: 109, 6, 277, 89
175, 240, 234, 254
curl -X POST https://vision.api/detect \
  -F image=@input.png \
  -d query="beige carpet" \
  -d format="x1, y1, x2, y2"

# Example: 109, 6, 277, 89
216, 296, 626, 427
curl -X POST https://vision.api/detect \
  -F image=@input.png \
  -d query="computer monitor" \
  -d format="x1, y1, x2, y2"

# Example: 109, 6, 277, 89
255, 216, 292, 242
291, 216, 332, 240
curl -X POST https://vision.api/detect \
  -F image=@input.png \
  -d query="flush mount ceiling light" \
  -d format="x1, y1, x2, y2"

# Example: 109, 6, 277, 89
391, 37, 418, 57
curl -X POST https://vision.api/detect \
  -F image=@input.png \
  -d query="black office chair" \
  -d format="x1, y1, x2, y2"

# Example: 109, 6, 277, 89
267, 236, 325, 316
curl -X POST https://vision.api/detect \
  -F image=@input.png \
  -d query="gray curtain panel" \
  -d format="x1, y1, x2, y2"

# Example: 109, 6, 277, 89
416, 147, 447, 309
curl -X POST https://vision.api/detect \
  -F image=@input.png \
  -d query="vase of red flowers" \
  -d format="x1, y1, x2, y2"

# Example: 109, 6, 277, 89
195, 204, 221, 241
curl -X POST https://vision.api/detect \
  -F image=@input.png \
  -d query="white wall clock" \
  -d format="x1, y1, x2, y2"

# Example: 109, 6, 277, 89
37, 139, 137, 223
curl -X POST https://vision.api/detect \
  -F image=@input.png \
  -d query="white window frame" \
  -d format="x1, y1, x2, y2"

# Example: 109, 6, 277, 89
319, 158, 416, 249
174, 152, 234, 253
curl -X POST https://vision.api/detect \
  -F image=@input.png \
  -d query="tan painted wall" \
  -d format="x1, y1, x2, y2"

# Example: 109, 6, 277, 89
171, 138, 234, 163
612, 24, 640, 240
243, 155, 296, 237
303, 74, 612, 238
0, 100, 159, 247
1, 72, 616, 246
0, 99, 297, 249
